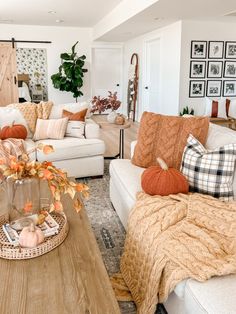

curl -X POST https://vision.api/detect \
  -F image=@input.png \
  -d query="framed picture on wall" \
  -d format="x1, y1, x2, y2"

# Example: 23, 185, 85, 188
224, 61, 236, 78
190, 61, 206, 78
208, 41, 224, 59
191, 41, 207, 59
225, 42, 236, 59
223, 80, 236, 97
206, 80, 222, 97
189, 80, 205, 98
207, 61, 223, 78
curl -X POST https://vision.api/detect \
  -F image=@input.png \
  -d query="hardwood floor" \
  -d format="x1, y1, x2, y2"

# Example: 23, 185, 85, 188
92, 115, 139, 159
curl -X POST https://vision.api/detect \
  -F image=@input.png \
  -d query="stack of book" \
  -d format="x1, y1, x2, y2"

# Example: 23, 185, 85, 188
3, 214, 59, 246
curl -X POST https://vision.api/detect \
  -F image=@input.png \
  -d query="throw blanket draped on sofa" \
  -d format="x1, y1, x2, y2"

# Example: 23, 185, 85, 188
0, 139, 25, 165
112, 192, 236, 314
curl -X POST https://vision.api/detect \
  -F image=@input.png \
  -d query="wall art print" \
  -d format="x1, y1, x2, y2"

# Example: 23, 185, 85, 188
16, 48, 48, 100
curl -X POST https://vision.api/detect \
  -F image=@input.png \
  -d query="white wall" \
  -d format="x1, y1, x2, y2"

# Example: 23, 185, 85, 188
0, 24, 92, 104
123, 21, 182, 120
179, 20, 236, 115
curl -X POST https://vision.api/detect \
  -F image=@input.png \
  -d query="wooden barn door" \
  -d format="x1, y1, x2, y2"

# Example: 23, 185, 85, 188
0, 43, 18, 106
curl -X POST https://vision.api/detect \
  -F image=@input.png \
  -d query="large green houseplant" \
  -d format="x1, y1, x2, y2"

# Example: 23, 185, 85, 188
51, 42, 88, 100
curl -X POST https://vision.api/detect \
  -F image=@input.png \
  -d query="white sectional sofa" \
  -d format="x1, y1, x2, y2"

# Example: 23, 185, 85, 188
1, 103, 105, 178
109, 123, 236, 314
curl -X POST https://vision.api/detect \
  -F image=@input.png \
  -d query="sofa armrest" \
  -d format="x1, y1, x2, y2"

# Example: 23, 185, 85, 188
131, 140, 137, 158
85, 118, 100, 139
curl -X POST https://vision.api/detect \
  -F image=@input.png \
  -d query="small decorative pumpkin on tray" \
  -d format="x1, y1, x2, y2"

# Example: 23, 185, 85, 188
141, 157, 189, 196
19, 223, 45, 248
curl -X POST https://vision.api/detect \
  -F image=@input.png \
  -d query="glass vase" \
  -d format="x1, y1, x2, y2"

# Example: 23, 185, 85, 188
6, 177, 40, 230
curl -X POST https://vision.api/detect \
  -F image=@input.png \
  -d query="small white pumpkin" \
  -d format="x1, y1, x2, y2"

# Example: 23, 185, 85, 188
19, 223, 45, 248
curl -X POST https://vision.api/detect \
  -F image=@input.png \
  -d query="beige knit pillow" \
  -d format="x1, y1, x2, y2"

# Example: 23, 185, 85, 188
8, 102, 37, 133
34, 118, 68, 141
37, 101, 54, 119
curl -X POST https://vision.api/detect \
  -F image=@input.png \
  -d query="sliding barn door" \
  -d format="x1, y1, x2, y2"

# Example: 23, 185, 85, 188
0, 43, 18, 106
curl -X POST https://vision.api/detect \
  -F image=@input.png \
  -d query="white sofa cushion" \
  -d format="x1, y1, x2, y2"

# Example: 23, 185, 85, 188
50, 102, 88, 119
206, 123, 236, 199
110, 159, 144, 204
85, 119, 100, 139
184, 275, 236, 314
36, 137, 105, 162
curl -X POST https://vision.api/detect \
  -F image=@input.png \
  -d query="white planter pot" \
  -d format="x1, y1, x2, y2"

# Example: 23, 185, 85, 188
107, 111, 117, 123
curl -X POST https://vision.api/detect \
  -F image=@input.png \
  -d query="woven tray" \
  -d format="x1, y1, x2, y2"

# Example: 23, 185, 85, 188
0, 213, 69, 260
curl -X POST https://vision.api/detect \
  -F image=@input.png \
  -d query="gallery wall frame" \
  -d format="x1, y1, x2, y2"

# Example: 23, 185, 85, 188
207, 61, 223, 78
206, 80, 222, 97
223, 80, 236, 97
225, 41, 236, 59
224, 61, 236, 78
191, 41, 207, 59
190, 60, 206, 78
189, 80, 206, 98
208, 41, 224, 59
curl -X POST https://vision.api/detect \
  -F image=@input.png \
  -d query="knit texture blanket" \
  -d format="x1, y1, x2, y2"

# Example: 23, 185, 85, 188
112, 192, 236, 314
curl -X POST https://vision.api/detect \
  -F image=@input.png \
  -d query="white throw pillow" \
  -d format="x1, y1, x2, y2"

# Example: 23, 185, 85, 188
0, 107, 31, 137
205, 98, 227, 119
34, 118, 68, 141
0, 107, 28, 128
65, 121, 85, 138
49, 101, 89, 119
228, 99, 236, 118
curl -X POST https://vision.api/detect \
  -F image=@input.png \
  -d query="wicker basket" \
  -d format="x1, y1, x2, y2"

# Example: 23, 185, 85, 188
0, 213, 69, 260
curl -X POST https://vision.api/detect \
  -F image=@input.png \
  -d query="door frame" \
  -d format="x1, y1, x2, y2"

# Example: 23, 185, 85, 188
91, 43, 124, 109
142, 35, 162, 117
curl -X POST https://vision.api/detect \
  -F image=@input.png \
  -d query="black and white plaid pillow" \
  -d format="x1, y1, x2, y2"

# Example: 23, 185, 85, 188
181, 134, 236, 201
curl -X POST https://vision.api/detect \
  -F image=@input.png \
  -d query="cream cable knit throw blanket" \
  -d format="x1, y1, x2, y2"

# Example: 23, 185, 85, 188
112, 192, 236, 314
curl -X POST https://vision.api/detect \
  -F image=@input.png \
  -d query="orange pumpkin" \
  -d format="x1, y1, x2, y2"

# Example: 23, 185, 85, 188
0, 121, 27, 140
141, 157, 189, 196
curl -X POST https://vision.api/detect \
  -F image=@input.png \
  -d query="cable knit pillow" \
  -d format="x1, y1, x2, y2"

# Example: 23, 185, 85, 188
8, 102, 37, 133
181, 134, 236, 201
34, 118, 68, 140
36, 101, 54, 119
132, 112, 209, 170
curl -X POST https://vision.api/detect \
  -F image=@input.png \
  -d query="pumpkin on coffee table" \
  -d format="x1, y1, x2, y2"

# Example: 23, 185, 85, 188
141, 157, 189, 196
0, 121, 27, 140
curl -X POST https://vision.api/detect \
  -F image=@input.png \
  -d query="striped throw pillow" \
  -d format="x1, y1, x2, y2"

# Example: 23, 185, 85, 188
181, 134, 236, 201
34, 118, 68, 140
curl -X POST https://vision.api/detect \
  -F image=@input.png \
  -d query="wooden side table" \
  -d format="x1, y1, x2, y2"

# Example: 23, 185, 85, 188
98, 121, 131, 159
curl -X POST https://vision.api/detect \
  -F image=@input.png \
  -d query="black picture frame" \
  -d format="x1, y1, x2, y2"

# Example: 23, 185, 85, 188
208, 41, 224, 59
189, 80, 206, 98
225, 41, 236, 59
224, 61, 236, 78
206, 80, 222, 97
190, 61, 206, 78
223, 80, 236, 97
207, 61, 223, 78
191, 41, 207, 59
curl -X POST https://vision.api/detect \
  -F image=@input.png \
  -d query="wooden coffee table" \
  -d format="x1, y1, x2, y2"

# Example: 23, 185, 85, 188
0, 191, 120, 314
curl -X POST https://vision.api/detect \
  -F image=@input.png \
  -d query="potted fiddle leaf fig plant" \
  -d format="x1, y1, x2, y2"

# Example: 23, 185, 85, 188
51, 41, 88, 101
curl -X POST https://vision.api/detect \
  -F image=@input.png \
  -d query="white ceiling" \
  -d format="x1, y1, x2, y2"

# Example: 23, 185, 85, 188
0, 0, 122, 27
97, 0, 236, 41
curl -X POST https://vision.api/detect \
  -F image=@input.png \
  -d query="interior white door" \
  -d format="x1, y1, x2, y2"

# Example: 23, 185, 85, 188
143, 38, 161, 113
91, 47, 122, 100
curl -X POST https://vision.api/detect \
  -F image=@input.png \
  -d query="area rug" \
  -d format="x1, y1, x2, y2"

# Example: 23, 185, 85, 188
79, 161, 167, 314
